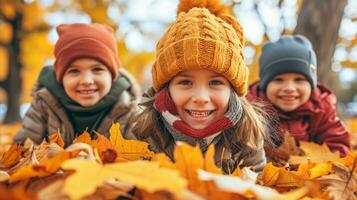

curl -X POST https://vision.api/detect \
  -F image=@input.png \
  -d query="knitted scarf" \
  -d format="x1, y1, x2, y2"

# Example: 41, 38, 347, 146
154, 87, 243, 148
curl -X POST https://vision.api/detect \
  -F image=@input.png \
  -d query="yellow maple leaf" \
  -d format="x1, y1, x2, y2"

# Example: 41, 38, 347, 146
171, 143, 226, 196
61, 159, 187, 200
308, 162, 333, 179
109, 123, 154, 161
289, 142, 340, 164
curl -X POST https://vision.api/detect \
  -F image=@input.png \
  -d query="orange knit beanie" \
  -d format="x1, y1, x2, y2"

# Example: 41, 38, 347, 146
152, 0, 249, 96
54, 23, 120, 82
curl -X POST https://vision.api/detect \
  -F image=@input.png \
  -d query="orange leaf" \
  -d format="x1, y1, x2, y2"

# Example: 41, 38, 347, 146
261, 163, 280, 186
0, 144, 27, 169
171, 143, 224, 196
9, 149, 80, 183
93, 132, 118, 163
335, 151, 357, 173
48, 130, 64, 148
0, 183, 38, 200
74, 130, 93, 145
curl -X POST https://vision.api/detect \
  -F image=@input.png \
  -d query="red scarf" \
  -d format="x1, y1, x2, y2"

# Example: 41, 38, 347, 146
154, 88, 241, 139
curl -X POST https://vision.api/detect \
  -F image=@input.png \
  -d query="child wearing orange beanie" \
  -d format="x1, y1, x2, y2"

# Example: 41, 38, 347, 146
14, 23, 141, 147
133, 0, 272, 173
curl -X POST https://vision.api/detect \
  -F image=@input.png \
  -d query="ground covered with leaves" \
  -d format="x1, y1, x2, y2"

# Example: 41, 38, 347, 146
0, 123, 357, 200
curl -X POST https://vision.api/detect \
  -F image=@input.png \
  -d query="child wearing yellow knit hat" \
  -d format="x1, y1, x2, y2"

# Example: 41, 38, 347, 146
133, 0, 272, 173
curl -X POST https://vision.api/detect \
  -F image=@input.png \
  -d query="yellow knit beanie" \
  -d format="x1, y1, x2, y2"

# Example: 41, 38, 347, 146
152, 0, 249, 96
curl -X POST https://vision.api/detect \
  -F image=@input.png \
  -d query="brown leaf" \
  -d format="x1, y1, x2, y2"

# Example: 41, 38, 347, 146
48, 130, 64, 148
93, 132, 118, 163
0, 144, 27, 169
9, 150, 81, 183
318, 163, 357, 200
0, 182, 38, 200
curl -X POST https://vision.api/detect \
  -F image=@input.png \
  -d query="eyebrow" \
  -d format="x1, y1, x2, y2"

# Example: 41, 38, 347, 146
69, 63, 104, 68
177, 74, 224, 78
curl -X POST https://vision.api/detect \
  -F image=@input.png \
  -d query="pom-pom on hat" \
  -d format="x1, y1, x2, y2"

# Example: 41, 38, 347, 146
152, 0, 249, 96
54, 23, 121, 82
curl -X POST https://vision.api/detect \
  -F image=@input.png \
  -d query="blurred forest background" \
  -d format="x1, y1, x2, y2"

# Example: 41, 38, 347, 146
0, 0, 356, 132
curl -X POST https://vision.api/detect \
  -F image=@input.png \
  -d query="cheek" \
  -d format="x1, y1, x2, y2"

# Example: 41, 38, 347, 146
266, 84, 277, 101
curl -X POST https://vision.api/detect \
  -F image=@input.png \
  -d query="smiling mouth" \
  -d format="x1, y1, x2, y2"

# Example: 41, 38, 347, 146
186, 110, 214, 118
77, 89, 98, 94
279, 96, 298, 101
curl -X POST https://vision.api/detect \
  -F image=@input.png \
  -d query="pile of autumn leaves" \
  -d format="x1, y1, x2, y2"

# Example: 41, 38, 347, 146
0, 123, 356, 200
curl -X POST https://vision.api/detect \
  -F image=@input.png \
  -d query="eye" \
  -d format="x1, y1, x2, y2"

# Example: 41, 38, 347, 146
177, 80, 192, 86
295, 77, 307, 82
66, 68, 79, 74
272, 77, 284, 82
209, 80, 224, 86
93, 67, 106, 73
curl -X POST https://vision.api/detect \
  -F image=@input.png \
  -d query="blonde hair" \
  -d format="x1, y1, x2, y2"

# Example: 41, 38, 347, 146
132, 87, 274, 152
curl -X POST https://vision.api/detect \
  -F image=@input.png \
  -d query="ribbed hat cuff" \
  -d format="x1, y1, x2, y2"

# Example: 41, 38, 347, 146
259, 58, 316, 92
54, 38, 119, 82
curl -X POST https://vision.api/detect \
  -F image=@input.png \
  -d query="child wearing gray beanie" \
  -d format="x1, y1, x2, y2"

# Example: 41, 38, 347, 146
247, 34, 350, 157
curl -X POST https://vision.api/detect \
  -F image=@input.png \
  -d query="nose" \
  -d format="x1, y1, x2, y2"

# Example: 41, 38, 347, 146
79, 73, 94, 85
281, 81, 295, 93
192, 87, 210, 105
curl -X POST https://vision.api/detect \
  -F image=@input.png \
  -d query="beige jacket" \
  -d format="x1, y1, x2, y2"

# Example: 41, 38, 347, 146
14, 69, 141, 147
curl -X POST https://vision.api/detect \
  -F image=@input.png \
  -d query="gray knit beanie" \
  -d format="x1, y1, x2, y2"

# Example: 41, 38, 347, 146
259, 34, 317, 91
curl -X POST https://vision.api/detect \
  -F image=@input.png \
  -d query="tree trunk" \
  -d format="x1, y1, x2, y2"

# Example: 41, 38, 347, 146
2, 12, 23, 123
294, 0, 347, 85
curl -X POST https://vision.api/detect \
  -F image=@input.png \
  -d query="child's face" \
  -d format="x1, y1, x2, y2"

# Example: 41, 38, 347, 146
62, 58, 112, 107
169, 69, 231, 130
266, 73, 311, 112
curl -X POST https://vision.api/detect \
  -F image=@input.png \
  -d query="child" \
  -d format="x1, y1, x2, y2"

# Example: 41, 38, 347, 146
133, 0, 271, 173
13, 23, 141, 147
247, 35, 350, 156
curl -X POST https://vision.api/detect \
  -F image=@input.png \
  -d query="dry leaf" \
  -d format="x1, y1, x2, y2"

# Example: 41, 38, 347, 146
261, 162, 305, 187
9, 150, 80, 183
336, 151, 357, 173
318, 163, 357, 200
48, 130, 64, 148
0, 144, 27, 169
109, 123, 155, 161
93, 132, 118, 163
289, 142, 340, 165
198, 169, 308, 200
61, 159, 187, 200
0, 182, 38, 200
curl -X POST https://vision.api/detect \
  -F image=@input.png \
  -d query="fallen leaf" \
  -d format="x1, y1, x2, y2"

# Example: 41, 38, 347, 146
0, 181, 38, 200
318, 163, 357, 200
0, 171, 9, 182
198, 169, 308, 200
289, 142, 340, 165
109, 123, 155, 161
48, 130, 64, 148
9, 149, 81, 183
336, 151, 357, 173
61, 159, 187, 200
0, 144, 27, 169
93, 132, 118, 163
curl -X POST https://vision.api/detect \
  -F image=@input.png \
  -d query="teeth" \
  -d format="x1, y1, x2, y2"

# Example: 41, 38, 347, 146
188, 110, 211, 117
79, 90, 96, 94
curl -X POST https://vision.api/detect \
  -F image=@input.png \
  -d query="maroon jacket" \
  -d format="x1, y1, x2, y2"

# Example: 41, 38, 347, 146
247, 81, 350, 156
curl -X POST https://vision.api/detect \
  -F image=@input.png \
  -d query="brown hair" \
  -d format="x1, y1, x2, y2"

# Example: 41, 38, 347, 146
132, 87, 276, 152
